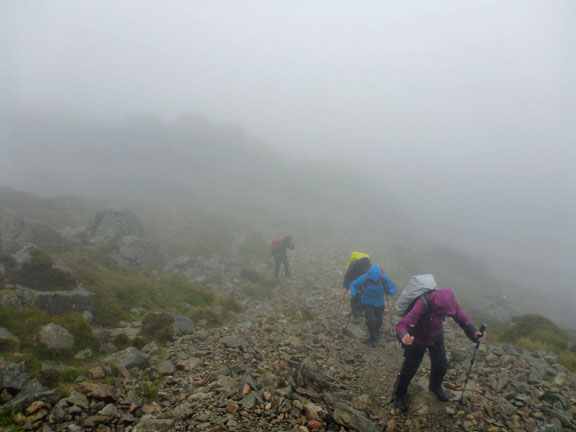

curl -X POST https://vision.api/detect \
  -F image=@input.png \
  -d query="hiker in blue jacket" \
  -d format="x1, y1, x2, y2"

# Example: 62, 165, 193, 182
350, 265, 397, 347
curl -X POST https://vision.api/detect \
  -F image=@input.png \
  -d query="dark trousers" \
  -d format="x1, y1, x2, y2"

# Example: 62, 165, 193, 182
350, 294, 363, 317
395, 332, 448, 396
363, 304, 384, 341
273, 253, 290, 279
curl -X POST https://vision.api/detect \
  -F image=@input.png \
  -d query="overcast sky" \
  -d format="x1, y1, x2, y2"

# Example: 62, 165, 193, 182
1, 1, 575, 283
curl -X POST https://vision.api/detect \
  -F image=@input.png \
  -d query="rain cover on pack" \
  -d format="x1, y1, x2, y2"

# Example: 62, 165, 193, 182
395, 274, 438, 316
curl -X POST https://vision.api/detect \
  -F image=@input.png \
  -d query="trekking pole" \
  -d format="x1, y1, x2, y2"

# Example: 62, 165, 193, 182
336, 288, 348, 312
385, 295, 398, 352
342, 312, 353, 333
390, 324, 415, 403
458, 323, 486, 406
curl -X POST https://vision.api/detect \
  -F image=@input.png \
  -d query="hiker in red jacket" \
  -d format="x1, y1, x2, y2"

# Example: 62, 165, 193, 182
393, 289, 487, 411
271, 236, 294, 281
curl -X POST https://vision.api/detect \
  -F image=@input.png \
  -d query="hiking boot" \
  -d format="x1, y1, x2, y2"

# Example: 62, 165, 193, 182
429, 385, 450, 402
363, 337, 377, 347
394, 394, 408, 411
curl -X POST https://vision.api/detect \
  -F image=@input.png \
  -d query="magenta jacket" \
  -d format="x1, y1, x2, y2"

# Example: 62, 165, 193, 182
396, 289, 477, 346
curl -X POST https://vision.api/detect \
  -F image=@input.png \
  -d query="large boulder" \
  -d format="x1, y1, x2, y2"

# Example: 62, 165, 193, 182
170, 313, 195, 337
39, 323, 75, 350
0, 213, 65, 253
1, 294, 23, 310
141, 312, 174, 342
13, 244, 38, 265
0, 327, 19, 350
88, 211, 145, 243
333, 401, 377, 432
33, 284, 94, 315
104, 346, 149, 369
116, 235, 164, 269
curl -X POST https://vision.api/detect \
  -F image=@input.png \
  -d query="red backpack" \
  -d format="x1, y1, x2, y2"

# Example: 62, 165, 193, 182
271, 236, 283, 249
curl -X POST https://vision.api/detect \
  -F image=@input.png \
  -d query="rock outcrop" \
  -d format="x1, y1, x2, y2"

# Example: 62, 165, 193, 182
0, 212, 66, 253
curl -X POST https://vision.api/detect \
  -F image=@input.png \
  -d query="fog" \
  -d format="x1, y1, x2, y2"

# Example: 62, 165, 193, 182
1, 2, 575, 319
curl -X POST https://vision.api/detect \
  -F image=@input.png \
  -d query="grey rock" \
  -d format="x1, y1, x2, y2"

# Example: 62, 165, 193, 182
220, 336, 251, 352
170, 402, 194, 420
141, 341, 160, 354
39, 323, 75, 349
109, 326, 141, 340
0, 213, 65, 252
343, 323, 368, 339
120, 412, 137, 424
540, 407, 572, 427
89, 211, 145, 243
13, 243, 39, 264
0, 327, 19, 345
66, 391, 89, 409
157, 360, 175, 375
104, 346, 149, 369
98, 403, 118, 417
48, 399, 69, 423
74, 348, 92, 360
1, 294, 23, 310
541, 391, 571, 410
165, 255, 194, 270
333, 401, 376, 432
82, 310, 93, 324
116, 235, 164, 269
132, 418, 174, 432
171, 313, 195, 336
239, 392, 257, 409
5, 380, 54, 409
293, 362, 333, 392
34, 284, 94, 315
101, 342, 118, 353
40, 363, 75, 375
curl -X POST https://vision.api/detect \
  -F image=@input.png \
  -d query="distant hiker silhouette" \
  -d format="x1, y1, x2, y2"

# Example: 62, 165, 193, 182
342, 252, 371, 317
270, 235, 294, 281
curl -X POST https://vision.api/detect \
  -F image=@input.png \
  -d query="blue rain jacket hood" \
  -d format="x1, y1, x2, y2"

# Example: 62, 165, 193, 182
349, 265, 397, 307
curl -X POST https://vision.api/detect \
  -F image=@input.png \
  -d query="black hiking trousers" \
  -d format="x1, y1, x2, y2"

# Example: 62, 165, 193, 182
363, 304, 384, 341
350, 294, 363, 317
273, 252, 290, 279
395, 332, 448, 397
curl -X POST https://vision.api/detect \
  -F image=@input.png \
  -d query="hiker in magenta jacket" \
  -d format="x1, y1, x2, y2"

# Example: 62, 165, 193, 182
393, 289, 487, 411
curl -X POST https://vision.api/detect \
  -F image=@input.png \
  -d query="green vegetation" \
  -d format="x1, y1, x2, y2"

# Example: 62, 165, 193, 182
140, 313, 174, 343
39, 366, 87, 388
0, 406, 23, 431
190, 308, 225, 327
281, 306, 315, 323
137, 379, 162, 401
0, 309, 99, 360
59, 250, 243, 326
0, 249, 76, 291
497, 314, 576, 371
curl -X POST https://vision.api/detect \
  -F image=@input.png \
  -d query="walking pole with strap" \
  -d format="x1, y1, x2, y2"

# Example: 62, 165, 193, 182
336, 288, 348, 312
389, 324, 415, 404
458, 323, 486, 406
342, 312, 353, 333
385, 294, 398, 352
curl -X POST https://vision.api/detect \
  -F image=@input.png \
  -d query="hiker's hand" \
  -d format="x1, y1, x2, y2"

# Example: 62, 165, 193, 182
401, 333, 414, 346
475, 331, 487, 342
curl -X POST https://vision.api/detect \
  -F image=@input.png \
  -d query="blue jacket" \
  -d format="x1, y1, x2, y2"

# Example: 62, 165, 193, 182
350, 265, 397, 307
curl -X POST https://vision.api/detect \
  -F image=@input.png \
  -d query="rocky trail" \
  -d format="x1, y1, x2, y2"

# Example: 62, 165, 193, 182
3, 247, 576, 431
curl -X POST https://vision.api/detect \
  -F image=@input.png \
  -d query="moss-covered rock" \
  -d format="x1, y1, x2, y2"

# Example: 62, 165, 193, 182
141, 312, 175, 343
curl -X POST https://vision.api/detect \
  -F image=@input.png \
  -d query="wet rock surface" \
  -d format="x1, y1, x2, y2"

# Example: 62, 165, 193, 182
1, 247, 575, 431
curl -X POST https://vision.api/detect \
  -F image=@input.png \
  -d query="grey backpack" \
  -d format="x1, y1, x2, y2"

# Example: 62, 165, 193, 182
395, 274, 438, 317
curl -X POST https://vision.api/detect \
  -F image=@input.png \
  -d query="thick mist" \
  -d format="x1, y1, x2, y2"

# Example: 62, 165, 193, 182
1, 2, 575, 322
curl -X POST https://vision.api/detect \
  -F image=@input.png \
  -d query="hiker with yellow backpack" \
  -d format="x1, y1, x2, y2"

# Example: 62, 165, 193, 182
342, 252, 372, 317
